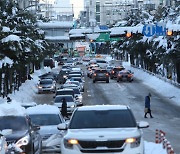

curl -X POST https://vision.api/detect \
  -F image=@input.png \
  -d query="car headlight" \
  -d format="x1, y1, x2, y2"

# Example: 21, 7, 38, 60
38, 86, 42, 89
64, 138, 78, 149
126, 137, 141, 148
16, 134, 30, 148
71, 105, 75, 108
63, 75, 67, 78
51, 85, 54, 88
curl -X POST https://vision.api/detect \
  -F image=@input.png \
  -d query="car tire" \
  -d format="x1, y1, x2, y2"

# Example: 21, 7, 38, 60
117, 79, 119, 82
93, 80, 96, 83
110, 76, 113, 79
106, 80, 109, 83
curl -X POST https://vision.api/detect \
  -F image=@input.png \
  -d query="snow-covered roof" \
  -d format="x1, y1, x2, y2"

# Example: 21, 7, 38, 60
26, 104, 60, 115
1, 34, 21, 43
166, 23, 180, 31
2, 26, 10, 32
0, 101, 26, 116
110, 25, 144, 36
37, 21, 73, 29
78, 105, 128, 111
69, 28, 92, 35
0, 57, 13, 68
45, 36, 69, 41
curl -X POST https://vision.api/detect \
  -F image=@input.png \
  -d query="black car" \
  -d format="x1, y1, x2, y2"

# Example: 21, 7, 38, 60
0, 116, 42, 154
44, 58, 55, 68
110, 66, 125, 79
92, 69, 109, 83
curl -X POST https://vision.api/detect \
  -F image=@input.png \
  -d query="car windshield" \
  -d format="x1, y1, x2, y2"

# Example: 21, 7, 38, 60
114, 67, 124, 71
56, 90, 74, 96
71, 78, 83, 82
72, 88, 80, 94
69, 110, 136, 129
29, 114, 61, 126
40, 80, 52, 84
96, 60, 106, 63
55, 96, 73, 102
0, 116, 28, 131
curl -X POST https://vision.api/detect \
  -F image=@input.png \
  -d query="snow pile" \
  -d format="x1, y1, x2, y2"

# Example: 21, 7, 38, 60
0, 57, 13, 68
144, 141, 166, 154
1, 34, 21, 43
0, 101, 26, 116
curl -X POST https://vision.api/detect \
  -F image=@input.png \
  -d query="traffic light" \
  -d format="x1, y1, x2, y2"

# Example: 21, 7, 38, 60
167, 30, 173, 36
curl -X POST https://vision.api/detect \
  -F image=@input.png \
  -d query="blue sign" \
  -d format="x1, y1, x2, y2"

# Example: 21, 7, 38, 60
142, 23, 166, 37
142, 24, 156, 37
155, 23, 166, 36
99, 25, 108, 30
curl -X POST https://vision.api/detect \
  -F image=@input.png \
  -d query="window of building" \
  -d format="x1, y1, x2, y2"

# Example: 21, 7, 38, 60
96, 14, 100, 23
96, 2, 100, 13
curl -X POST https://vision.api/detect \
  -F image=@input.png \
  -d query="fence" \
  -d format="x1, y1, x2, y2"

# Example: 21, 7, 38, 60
155, 129, 175, 154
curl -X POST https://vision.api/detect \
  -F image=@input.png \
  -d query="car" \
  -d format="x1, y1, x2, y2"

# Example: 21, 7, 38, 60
57, 69, 70, 84
0, 104, 42, 154
70, 77, 85, 92
37, 79, 56, 94
26, 105, 65, 153
65, 81, 82, 92
117, 70, 134, 82
64, 60, 74, 66
54, 89, 75, 99
54, 95, 77, 114
66, 87, 83, 106
110, 66, 125, 79
68, 74, 82, 79
44, 58, 55, 68
69, 70, 84, 77
106, 65, 114, 75
0, 129, 12, 154
92, 69, 109, 83
58, 105, 149, 154
95, 59, 108, 69
87, 67, 99, 78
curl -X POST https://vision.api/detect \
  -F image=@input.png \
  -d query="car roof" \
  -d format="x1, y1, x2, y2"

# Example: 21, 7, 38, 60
55, 95, 73, 98
77, 105, 129, 111
26, 104, 60, 115
40, 78, 53, 81
57, 88, 74, 92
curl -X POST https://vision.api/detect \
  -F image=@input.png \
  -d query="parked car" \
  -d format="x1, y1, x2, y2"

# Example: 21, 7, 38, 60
37, 79, 56, 94
92, 69, 109, 83
117, 70, 134, 82
26, 105, 65, 153
54, 95, 77, 114
58, 105, 149, 154
0, 115, 42, 154
110, 66, 125, 79
44, 58, 55, 68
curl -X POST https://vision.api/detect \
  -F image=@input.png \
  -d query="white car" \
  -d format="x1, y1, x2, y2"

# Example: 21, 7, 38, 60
37, 79, 56, 94
58, 105, 149, 154
54, 95, 77, 114
26, 104, 65, 153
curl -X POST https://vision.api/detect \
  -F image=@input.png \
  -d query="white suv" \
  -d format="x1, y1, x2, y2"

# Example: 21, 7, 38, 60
58, 105, 149, 154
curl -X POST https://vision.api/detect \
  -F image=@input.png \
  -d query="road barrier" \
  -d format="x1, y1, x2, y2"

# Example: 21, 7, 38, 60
155, 129, 175, 154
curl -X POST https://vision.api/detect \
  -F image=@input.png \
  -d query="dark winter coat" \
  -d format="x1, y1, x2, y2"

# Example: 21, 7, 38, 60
61, 99, 68, 117
145, 96, 151, 109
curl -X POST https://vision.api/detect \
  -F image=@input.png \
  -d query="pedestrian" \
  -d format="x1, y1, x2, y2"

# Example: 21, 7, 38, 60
144, 93, 153, 118
61, 98, 68, 118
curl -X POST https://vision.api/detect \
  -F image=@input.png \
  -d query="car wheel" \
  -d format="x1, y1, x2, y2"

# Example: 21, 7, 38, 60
110, 76, 113, 79
117, 79, 119, 82
93, 80, 96, 83
106, 80, 109, 83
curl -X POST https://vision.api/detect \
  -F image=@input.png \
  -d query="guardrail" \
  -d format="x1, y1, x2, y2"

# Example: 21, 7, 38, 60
155, 129, 175, 154
131, 65, 180, 88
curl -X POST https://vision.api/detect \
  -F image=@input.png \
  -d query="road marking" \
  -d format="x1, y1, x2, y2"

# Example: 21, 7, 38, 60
116, 83, 126, 91
88, 94, 91, 97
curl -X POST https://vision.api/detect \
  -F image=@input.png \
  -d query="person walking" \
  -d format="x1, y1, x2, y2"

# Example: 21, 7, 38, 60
61, 98, 68, 118
144, 93, 153, 118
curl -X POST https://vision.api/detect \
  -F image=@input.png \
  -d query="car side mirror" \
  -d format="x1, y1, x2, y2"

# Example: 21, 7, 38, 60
138, 121, 149, 129
57, 123, 67, 130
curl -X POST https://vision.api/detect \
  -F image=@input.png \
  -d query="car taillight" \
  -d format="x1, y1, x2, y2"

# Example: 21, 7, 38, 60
128, 74, 133, 77
93, 73, 97, 76
118, 74, 122, 77
105, 73, 109, 76
112, 71, 114, 74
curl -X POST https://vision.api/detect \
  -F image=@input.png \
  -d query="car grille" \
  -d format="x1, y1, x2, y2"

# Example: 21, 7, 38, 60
78, 140, 125, 148
7, 140, 16, 145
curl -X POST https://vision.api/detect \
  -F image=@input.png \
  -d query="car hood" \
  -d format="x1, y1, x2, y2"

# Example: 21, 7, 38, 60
39, 84, 53, 87
65, 128, 140, 140
5, 130, 28, 141
39, 125, 59, 136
